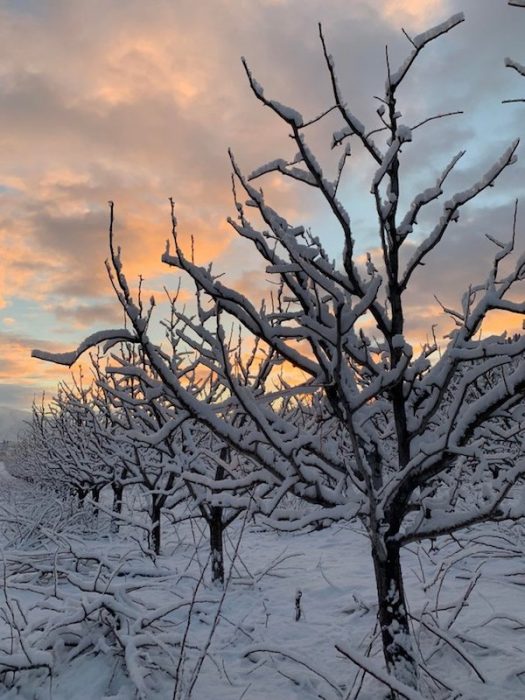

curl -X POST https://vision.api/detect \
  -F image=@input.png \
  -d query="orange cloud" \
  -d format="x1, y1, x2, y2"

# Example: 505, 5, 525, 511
89, 37, 206, 109
479, 310, 523, 338
0, 0, 521, 413
381, 0, 448, 29
121, 208, 235, 275
0, 333, 72, 389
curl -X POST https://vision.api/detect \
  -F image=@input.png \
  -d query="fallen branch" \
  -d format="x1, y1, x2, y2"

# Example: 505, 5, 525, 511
335, 644, 426, 700
244, 645, 344, 697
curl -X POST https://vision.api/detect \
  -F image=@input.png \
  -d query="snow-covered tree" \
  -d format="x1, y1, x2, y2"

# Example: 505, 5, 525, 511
33, 12, 525, 690
20, 383, 114, 503
97, 348, 232, 565
80, 342, 262, 571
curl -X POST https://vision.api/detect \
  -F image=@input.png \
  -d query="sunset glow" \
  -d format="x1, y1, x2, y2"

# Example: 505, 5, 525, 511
0, 0, 524, 409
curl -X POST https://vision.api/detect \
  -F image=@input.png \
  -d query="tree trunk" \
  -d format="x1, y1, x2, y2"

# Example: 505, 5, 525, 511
111, 482, 124, 533
371, 541, 418, 689
91, 485, 101, 517
209, 456, 226, 585
209, 506, 225, 585
151, 495, 162, 555
77, 487, 88, 508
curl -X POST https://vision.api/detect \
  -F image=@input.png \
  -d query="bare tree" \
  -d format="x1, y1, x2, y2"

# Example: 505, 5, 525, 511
33, 11, 525, 690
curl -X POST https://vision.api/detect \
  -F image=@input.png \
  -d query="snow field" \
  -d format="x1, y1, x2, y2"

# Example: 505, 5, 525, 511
0, 476, 523, 699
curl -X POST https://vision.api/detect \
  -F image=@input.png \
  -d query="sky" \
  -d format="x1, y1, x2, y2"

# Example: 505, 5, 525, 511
0, 0, 524, 410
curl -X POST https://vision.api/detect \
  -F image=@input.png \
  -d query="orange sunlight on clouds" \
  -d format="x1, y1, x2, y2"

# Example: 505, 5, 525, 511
0, 0, 523, 409
381, 0, 448, 28
480, 311, 524, 338
90, 38, 205, 109
0, 334, 72, 387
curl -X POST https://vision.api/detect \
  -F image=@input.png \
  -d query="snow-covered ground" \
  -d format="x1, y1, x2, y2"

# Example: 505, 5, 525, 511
0, 473, 523, 699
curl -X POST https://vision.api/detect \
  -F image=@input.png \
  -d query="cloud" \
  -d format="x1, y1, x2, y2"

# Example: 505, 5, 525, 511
0, 330, 74, 399
47, 301, 123, 330
0, 384, 36, 412
400, 200, 525, 343
381, 0, 449, 29
0, 0, 524, 408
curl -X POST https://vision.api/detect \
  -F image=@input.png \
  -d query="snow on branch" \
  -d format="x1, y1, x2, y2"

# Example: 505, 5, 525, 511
505, 56, 525, 76
162, 244, 322, 379
242, 58, 304, 127
411, 13, 465, 49
248, 158, 317, 187
371, 126, 412, 192
334, 644, 426, 700
449, 364, 525, 448
509, 0, 525, 7
397, 150, 465, 239
401, 140, 519, 290
444, 140, 518, 208
332, 125, 353, 148
244, 646, 344, 697
318, 23, 383, 164
389, 13, 465, 88
400, 460, 525, 544
248, 158, 289, 179
228, 149, 382, 318
31, 329, 138, 367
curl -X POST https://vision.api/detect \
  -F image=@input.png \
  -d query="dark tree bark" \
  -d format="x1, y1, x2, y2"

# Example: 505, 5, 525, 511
111, 481, 124, 533
151, 495, 162, 555
77, 486, 88, 507
371, 541, 418, 689
91, 484, 102, 517
209, 453, 227, 585
209, 505, 225, 585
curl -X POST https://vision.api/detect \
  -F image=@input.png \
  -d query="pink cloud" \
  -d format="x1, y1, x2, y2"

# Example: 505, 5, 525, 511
381, 0, 449, 29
